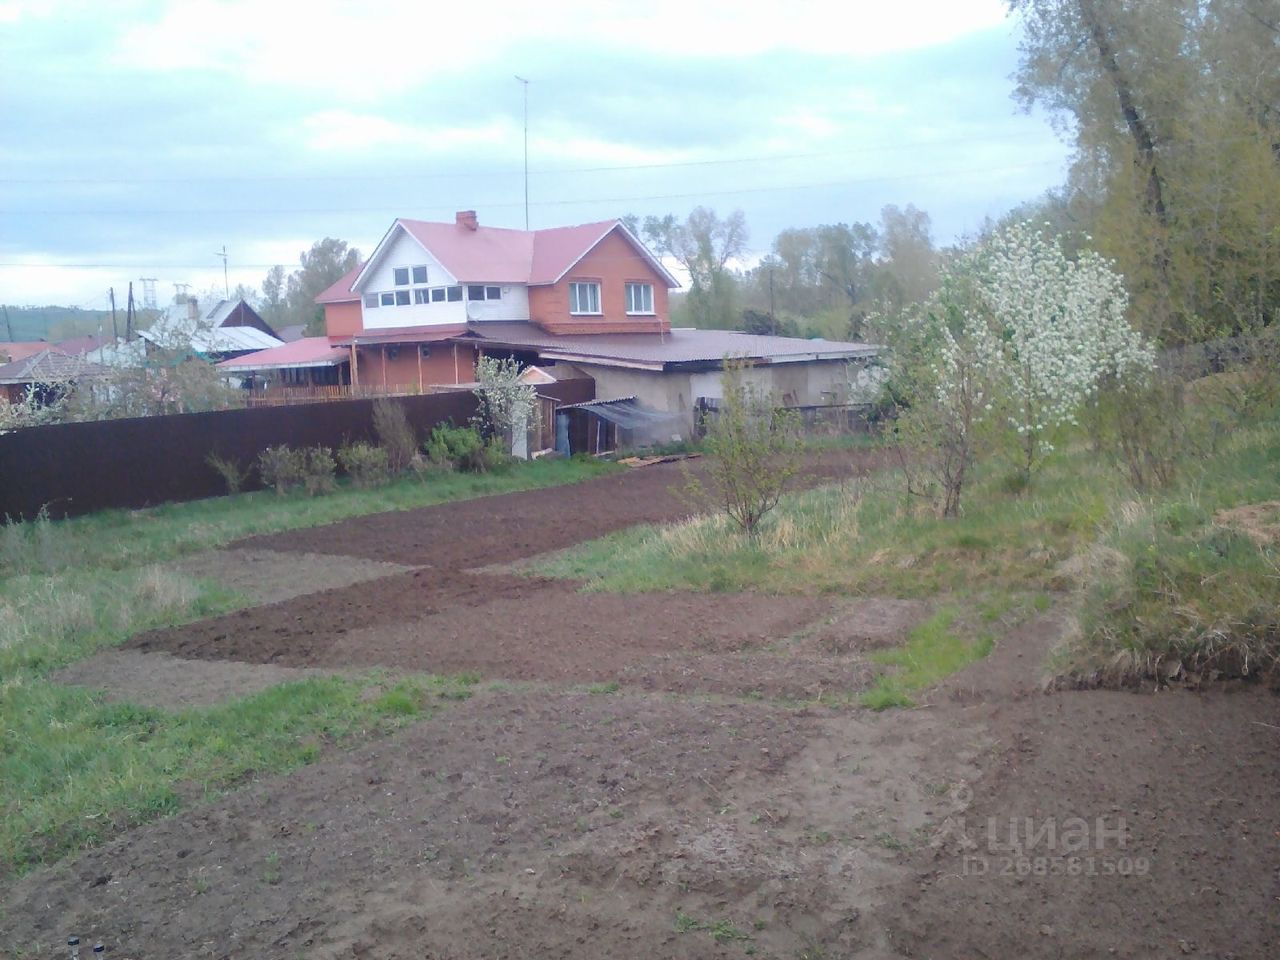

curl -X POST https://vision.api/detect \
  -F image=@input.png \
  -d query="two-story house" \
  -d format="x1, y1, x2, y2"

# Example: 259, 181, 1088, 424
221, 210, 879, 437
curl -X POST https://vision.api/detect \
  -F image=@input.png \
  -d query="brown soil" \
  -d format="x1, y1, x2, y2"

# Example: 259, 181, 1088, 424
10, 453, 1280, 959
175, 547, 416, 607
50, 650, 339, 710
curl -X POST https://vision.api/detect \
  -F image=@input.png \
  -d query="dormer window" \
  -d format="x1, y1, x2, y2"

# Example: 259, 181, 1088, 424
569, 281, 601, 315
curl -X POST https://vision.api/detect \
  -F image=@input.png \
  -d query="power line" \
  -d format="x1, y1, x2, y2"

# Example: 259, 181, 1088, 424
0, 130, 1059, 186
0, 158, 1067, 218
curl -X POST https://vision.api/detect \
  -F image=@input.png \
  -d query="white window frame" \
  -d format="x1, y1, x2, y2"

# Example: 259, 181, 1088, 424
625, 282, 654, 315
414, 288, 431, 304
393, 267, 410, 286
380, 292, 395, 307
363, 294, 379, 308
485, 286, 502, 300
411, 265, 428, 284
569, 281, 602, 316
394, 290, 410, 306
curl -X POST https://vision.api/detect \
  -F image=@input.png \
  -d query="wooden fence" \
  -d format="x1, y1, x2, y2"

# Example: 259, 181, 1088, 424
0, 379, 594, 520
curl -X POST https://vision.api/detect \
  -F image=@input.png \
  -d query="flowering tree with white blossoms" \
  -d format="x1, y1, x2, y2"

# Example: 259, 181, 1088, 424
888, 222, 1153, 514
968, 221, 1155, 484
473, 355, 538, 450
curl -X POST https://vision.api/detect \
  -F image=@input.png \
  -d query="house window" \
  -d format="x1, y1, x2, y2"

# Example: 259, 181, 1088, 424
467, 285, 486, 301
364, 294, 379, 308
380, 292, 395, 306
485, 286, 502, 300
431, 287, 446, 302
393, 267, 410, 286
625, 282, 654, 315
395, 290, 410, 306
446, 286, 463, 302
569, 281, 601, 315
414, 289, 431, 304
412, 265, 428, 284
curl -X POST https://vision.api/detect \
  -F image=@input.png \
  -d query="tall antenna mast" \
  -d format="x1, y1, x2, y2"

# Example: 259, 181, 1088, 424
215, 245, 229, 298
515, 75, 529, 230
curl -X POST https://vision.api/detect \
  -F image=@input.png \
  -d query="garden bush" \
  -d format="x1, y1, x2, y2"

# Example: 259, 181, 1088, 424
424, 423, 507, 473
303, 447, 337, 496
337, 442, 391, 488
372, 399, 418, 474
257, 445, 308, 496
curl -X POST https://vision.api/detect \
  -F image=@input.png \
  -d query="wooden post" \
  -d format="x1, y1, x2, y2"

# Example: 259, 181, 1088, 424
417, 343, 423, 392
381, 344, 387, 389
452, 344, 459, 383
349, 343, 359, 387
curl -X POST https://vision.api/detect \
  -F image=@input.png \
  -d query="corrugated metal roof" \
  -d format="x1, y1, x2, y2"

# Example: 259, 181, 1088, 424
217, 337, 350, 371
462, 323, 879, 369
140, 321, 282, 354
0, 349, 109, 384
352, 324, 469, 346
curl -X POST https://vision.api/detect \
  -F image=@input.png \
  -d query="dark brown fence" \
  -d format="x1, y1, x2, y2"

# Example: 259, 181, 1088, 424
0, 378, 594, 520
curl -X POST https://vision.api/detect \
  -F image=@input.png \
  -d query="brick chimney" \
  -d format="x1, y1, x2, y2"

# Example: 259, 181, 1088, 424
455, 210, 478, 231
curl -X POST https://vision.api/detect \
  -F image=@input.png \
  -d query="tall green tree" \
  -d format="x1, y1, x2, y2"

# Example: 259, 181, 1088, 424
1009, 0, 1280, 342
635, 207, 747, 328
274, 238, 361, 336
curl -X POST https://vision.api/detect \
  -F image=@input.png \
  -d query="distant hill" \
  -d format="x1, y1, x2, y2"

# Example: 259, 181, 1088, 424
0, 306, 158, 343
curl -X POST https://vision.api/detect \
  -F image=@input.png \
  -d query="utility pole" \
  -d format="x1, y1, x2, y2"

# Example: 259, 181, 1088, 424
215, 245, 230, 298
768, 266, 777, 334
109, 287, 118, 341
126, 282, 135, 340
2, 304, 12, 342
515, 75, 529, 230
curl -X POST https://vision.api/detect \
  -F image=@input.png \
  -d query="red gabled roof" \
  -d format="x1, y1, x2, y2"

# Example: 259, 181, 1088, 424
347, 217, 680, 294
399, 220, 536, 285
0, 341, 56, 363
315, 262, 365, 304
217, 336, 350, 371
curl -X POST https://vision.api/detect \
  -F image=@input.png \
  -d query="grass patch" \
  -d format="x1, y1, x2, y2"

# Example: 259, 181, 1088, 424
674, 911, 754, 945
0, 457, 614, 876
0, 456, 618, 579
535, 450, 1117, 598
0, 671, 471, 877
537, 402, 1280, 688
860, 609, 995, 710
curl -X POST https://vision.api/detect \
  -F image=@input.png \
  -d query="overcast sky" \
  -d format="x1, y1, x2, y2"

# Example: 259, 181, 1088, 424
1, 0, 1069, 308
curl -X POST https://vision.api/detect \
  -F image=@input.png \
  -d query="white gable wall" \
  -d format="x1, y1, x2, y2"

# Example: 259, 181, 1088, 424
356, 225, 530, 329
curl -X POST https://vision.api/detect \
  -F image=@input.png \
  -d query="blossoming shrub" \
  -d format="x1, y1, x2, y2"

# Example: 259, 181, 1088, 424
888, 222, 1155, 515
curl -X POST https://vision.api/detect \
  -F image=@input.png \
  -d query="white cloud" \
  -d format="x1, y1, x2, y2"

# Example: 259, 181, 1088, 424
113, 0, 1010, 98
298, 111, 511, 154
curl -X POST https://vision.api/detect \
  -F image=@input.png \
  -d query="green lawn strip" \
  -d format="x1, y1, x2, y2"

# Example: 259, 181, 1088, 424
0, 671, 476, 878
533, 450, 1119, 598
0, 457, 619, 579
860, 608, 995, 710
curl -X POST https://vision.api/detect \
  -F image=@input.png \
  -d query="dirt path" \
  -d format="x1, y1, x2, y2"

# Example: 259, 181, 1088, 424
9, 452, 1279, 959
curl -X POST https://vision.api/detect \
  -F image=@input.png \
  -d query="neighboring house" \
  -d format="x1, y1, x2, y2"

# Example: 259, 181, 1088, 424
0, 341, 56, 364
225, 209, 879, 442
0, 348, 107, 405
142, 296, 283, 361
54, 335, 104, 357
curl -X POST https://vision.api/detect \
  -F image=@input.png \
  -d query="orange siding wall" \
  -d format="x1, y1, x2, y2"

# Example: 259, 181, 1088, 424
353, 343, 477, 388
324, 301, 363, 338
530, 230, 671, 335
